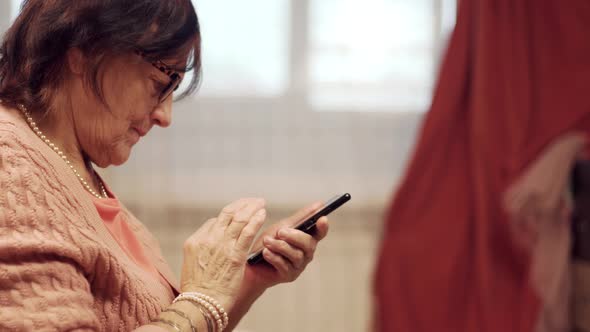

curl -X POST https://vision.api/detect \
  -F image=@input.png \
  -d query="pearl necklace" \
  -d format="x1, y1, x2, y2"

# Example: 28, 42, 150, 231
18, 105, 108, 199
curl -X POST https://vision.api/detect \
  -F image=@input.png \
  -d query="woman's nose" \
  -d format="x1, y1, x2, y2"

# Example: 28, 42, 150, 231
151, 95, 173, 128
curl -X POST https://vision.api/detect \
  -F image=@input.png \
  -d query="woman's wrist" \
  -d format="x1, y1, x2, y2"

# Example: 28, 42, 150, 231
222, 285, 266, 331
180, 285, 236, 315
177, 283, 263, 331
236, 284, 265, 310
174, 292, 229, 331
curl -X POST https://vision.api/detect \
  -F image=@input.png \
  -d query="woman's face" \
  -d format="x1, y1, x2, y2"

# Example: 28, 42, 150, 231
69, 52, 182, 167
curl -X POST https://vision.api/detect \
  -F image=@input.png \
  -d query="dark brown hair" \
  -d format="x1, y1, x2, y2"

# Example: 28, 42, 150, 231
0, 0, 201, 114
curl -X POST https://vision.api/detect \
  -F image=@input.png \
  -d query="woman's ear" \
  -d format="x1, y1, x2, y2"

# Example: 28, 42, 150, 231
66, 48, 86, 76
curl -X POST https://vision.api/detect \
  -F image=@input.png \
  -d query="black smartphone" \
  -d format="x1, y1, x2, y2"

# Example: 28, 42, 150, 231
247, 193, 351, 265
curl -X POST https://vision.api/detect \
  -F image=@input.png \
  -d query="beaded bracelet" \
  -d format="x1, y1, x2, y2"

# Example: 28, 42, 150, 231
175, 292, 229, 329
174, 296, 222, 331
175, 298, 214, 332
190, 292, 229, 329
198, 306, 215, 332
164, 308, 197, 332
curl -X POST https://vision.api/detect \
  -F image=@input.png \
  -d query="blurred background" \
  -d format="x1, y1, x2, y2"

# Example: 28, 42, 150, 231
1, 1, 456, 331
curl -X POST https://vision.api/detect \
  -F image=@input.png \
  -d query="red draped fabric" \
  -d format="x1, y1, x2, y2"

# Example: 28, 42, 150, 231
373, 0, 590, 331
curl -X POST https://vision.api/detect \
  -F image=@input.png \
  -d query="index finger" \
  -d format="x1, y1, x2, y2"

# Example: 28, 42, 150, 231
281, 201, 324, 227
217, 198, 249, 227
225, 198, 266, 239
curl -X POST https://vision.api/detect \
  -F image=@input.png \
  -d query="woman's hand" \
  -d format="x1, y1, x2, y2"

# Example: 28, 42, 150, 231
504, 133, 586, 248
179, 197, 267, 311
241, 202, 330, 294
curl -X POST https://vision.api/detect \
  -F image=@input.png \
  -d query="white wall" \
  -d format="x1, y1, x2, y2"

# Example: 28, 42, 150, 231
109, 102, 422, 211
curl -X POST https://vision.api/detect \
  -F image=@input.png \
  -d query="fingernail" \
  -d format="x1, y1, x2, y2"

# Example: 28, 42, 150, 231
278, 229, 288, 239
263, 236, 273, 244
263, 248, 277, 258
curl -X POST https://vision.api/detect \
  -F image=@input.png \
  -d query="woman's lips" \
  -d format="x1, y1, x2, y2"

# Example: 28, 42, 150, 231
130, 128, 142, 144
132, 127, 148, 137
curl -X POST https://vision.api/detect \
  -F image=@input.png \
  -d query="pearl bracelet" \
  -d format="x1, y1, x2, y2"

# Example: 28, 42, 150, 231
173, 292, 228, 331
199, 306, 215, 332
190, 292, 229, 329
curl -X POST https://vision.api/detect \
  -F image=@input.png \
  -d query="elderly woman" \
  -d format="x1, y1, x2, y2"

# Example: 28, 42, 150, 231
0, 1, 329, 331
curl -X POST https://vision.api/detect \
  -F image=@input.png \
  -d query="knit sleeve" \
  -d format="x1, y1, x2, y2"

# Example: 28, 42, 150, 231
0, 131, 104, 330
0, 220, 173, 332
0, 125, 176, 332
0, 261, 101, 331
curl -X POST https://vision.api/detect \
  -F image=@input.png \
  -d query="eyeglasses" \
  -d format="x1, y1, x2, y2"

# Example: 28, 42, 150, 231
149, 58, 182, 103
137, 51, 182, 103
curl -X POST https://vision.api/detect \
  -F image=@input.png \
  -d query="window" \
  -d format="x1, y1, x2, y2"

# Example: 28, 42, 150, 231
192, 0, 290, 97
8, 0, 457, 112
309, 0, 456, 112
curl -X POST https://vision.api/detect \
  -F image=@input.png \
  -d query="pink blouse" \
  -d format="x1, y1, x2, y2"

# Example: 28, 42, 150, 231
92, 188, 171, 289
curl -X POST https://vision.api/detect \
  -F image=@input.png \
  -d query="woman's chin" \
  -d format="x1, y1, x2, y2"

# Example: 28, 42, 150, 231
93, 147, 132, 168
110, 150, 132, 166
108, 156, 129, 167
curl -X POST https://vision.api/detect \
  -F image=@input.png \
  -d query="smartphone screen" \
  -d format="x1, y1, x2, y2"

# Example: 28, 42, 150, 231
247, 193, 351, 265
